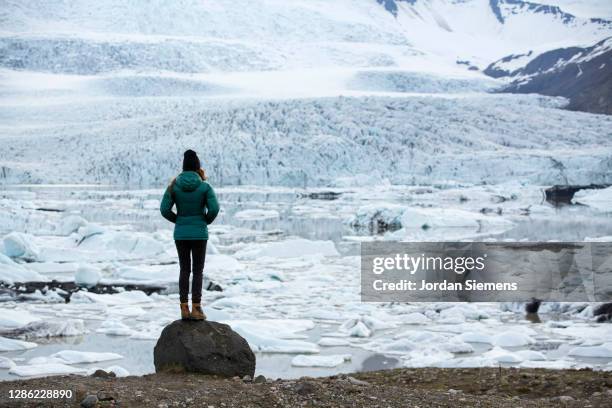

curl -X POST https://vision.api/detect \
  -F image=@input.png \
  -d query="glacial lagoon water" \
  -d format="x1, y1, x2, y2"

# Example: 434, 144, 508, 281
1, 184, 611, 380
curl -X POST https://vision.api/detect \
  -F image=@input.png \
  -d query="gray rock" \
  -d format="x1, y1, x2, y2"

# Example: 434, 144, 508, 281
347, 376, 369, 386
254, 375, 266, 384
91, 369, 115, 379
153, 320, 255, 378
242, 375, 252, 382
80, 394, 98, 408
96, 390, 116, 401
294, 381, 316, 395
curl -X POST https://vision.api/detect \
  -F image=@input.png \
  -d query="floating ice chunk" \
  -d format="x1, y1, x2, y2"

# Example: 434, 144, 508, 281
438, 307, 466, 323
0, 356, 15, 369
404, 346, 455, 367
401, 208, 476, 229
437, 356, 497, 368
29, 261, 79, 275
224, 320, 313, 340
516, 350, 547, 361
51, 350, 123, 364
130, 328, 162, 340
0, 254, 46, 284
0, 336, 37, 351
380, 338, 417, 354
207, 241, 220, 255
523, 204, 555, 215
57, 215, 87, 236
338, 316, 378, 337
234, 327, 319, 354
318, 337, 350, 347
27, 356, 64, 365
347, 203, 404, 232
361, 315, 396, 331
401, 208, 512, 230
210, 296, 269, 309
291, 354, 351, 367
206, 254, 244, 273
0, 308, 41, 329
546, 320, 573, 329
568, 344, 612, 358
0, 319, 86, 339
12, 288, 64, 303
75, 264, 101, 287
225, 319, 318, 353
572, 187, 612, 211
519, 360, 575, 369
78, 230, 164, 258
112, 263, 176, 283
2, 232, 40, 261
342, 321, 372, 338
108, 306, 146, 317
76, 223, 105, 241
399, 312, 430, 325
202, 307, 231, 322
456, 332, 494, 344
234, 209, 279, 220
492, 331, 535, 347
235, 238, 338, 259
308, 309, 346, 321
440, 340, 474, 354
10, 363, 87, 377
74, 290, 152, 305
394, 330, 447, 343
482, 346, 524, 363
446, 304, 490, 320
95, 320, 134, 336
110, 233, 164, 256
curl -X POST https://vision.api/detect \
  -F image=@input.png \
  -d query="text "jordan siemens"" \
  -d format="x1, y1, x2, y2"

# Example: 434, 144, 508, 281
373, 280, 518, 291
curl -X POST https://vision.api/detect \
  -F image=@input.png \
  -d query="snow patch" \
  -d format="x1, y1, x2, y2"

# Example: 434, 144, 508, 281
291, 354, 351, 367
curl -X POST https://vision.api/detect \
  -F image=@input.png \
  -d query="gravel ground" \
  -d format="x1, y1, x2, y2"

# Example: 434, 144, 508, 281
0, 367, 610, 407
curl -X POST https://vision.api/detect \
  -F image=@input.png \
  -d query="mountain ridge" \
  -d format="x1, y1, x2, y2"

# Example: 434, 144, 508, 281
487, 37, 612, 114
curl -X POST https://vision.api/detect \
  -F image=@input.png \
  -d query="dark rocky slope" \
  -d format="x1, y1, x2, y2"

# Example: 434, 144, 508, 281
486, 38, 612, 114
0, 368, 610, 407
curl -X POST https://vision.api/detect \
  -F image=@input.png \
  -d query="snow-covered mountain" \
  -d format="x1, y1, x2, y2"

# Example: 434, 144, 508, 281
486, 37, 612, 114
0, 0, 611, 186
385, 0, 610, 66
1, 0, 610, 74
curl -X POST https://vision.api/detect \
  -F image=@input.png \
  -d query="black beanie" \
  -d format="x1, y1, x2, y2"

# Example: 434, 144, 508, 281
182, 149, 201, 172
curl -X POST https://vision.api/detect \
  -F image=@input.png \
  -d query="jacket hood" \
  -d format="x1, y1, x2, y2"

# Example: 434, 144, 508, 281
175, 171, 202, 192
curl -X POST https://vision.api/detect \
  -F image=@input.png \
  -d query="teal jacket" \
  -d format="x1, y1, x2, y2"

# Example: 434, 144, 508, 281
160, 171, 220, 240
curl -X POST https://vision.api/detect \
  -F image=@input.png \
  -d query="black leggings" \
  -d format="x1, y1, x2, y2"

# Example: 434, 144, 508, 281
175, 240, 207, 304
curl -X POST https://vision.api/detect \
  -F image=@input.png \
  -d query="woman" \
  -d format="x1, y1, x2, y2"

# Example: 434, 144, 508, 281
160, 150, 219, 320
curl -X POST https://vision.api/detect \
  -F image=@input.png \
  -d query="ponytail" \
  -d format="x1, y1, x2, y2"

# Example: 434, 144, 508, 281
167, 177, 177, 200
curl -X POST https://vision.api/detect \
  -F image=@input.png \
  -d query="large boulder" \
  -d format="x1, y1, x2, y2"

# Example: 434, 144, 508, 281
153, 320, 255, 378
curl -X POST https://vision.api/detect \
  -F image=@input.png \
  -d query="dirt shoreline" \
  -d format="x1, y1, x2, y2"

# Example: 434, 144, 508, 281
0, 367, 610, 407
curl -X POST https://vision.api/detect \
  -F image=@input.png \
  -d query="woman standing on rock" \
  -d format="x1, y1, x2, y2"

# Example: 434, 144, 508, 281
160, 150, 219, 320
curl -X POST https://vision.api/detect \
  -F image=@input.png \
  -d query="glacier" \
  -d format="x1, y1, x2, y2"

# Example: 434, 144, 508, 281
1, 93, 611, 187
1, 0, 611, 187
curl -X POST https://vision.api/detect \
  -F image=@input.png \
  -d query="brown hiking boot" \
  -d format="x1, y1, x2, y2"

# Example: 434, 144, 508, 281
180, 303, 190, 320
191, 303, 206, 321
